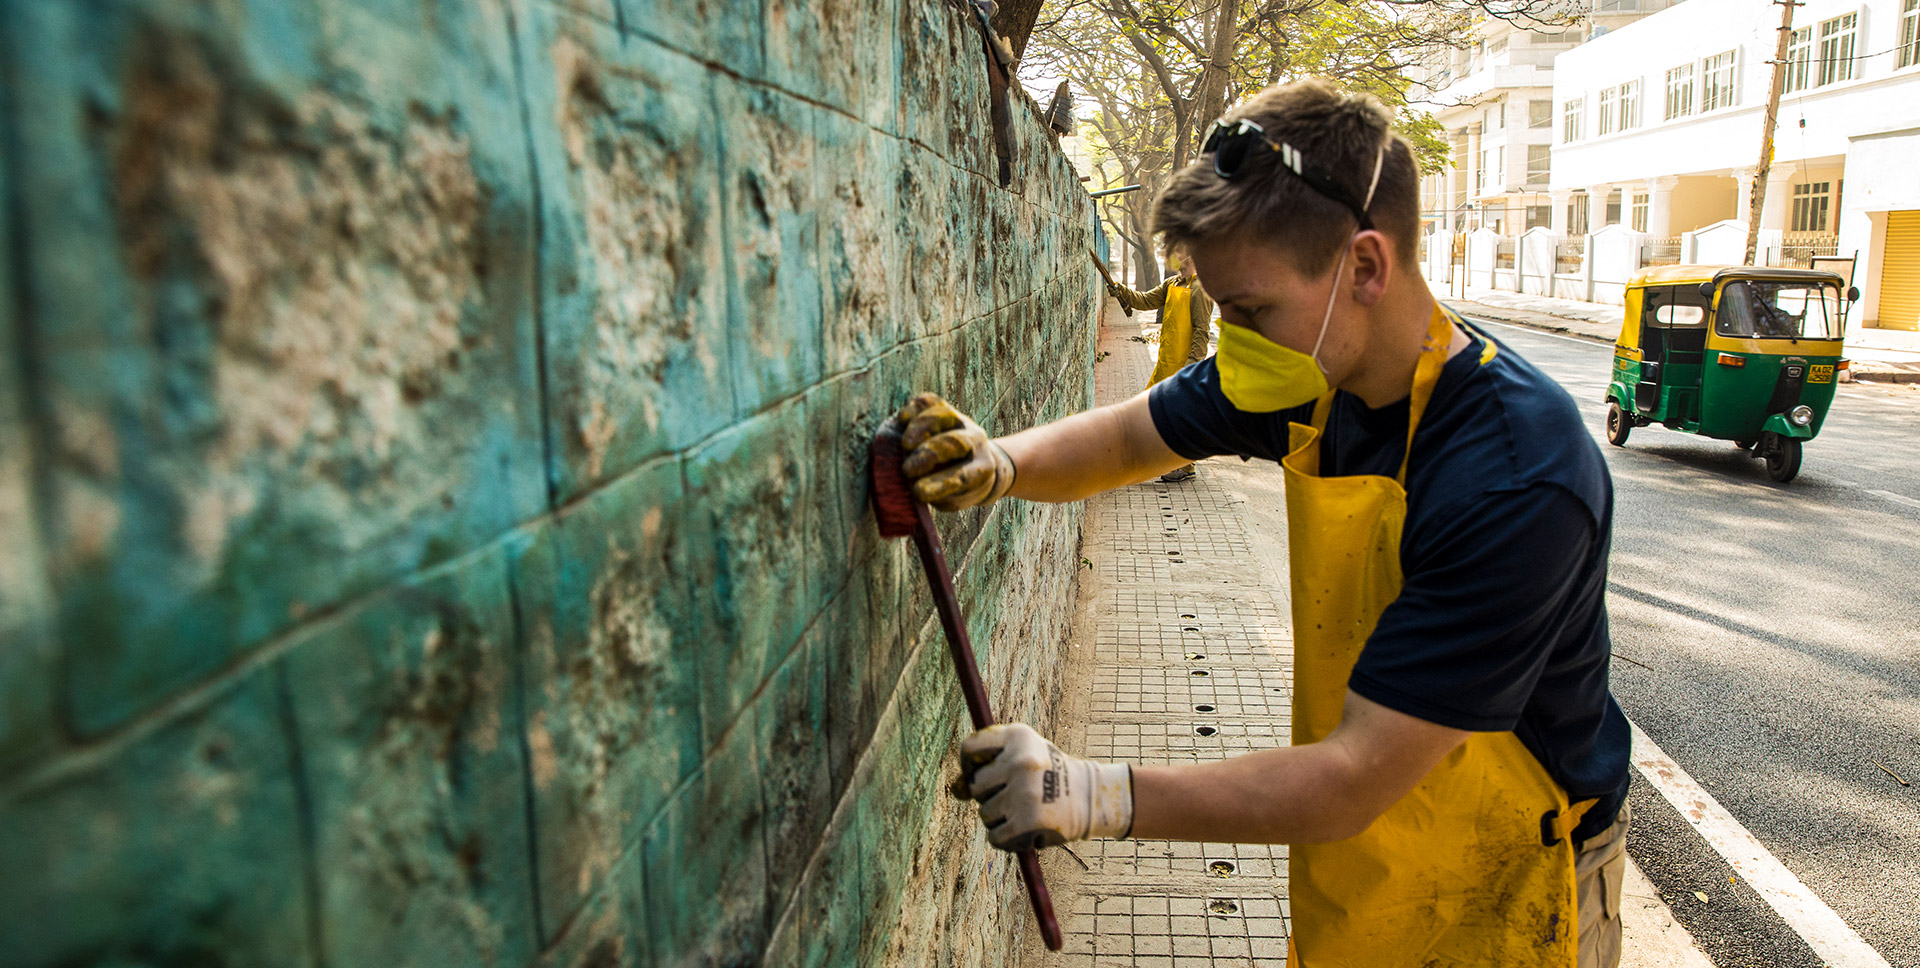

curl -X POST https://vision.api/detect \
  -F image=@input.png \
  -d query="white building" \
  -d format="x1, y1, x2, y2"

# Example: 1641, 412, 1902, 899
1412, 3, 1673, 238
1549, 0, 1920, 330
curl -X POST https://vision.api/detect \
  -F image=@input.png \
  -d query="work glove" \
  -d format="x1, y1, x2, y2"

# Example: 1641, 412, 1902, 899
896, 392, 1017, 511
951, 723, 1134, 852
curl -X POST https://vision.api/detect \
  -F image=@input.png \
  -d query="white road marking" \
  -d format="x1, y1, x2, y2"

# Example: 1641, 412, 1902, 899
1868, 489, 1920, 511
1630, 722, 1893, 968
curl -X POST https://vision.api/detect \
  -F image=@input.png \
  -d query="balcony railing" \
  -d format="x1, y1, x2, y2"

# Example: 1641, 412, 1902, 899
1640, 237, 1681, 267
1771, 235, 1839, 269
1555, 237, 1586, 274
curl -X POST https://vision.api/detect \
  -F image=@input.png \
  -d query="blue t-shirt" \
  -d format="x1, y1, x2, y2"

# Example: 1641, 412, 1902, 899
1148, 318, 1629, 843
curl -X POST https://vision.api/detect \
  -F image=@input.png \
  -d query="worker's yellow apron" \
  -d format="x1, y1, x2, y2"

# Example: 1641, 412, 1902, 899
1283, 305, 1597, 967
1148, 284, 1193, 385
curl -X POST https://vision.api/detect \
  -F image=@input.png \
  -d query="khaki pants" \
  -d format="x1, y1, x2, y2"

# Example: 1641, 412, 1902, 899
1576, 803, 1631, 968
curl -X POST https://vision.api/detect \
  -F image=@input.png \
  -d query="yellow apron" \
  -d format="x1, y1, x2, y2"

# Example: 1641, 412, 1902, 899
1283, 305, 1596, 967
1148, 283, 1193, 385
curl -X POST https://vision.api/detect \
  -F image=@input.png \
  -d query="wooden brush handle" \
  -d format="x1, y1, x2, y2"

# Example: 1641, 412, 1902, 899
908, 501, 1063, 951
909, 502, 994, 729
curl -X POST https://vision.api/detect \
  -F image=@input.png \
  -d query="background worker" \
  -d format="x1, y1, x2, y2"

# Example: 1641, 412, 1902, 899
1107, 251, 1213, 481
895, 79, 1630, 967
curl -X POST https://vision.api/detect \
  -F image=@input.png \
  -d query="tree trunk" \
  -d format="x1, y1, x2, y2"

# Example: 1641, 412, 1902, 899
1189, 0, 1240, 158
991, 0, 1047, 60
1128, 201, 1160, 284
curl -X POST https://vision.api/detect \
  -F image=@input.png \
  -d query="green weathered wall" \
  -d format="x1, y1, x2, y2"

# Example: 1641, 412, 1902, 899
0, 0, 1098, 964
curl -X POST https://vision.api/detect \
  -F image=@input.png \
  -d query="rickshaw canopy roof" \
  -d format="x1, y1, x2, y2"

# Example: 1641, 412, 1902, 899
1628, 265, 1848, 289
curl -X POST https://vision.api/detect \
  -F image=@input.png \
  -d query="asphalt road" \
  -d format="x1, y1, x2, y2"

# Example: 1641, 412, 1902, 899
1460, 314, 1920, 968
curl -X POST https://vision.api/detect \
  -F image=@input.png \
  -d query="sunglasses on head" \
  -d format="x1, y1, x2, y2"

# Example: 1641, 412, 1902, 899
1201, 118, 1375, 231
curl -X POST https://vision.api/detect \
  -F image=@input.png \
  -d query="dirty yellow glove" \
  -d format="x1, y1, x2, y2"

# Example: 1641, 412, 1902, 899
896, 392, 1016, 511
953, 723, 1133, 852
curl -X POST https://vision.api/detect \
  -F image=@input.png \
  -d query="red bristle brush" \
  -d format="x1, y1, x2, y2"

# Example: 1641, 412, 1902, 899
869, 423, 1063, 952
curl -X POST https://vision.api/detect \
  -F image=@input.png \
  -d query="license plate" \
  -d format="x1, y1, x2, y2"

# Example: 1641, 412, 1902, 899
1809, 364, 1834, 383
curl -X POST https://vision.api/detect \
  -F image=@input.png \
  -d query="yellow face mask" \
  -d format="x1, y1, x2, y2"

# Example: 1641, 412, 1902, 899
1214, 243, 1349, 413
1216, 323, 1330, 412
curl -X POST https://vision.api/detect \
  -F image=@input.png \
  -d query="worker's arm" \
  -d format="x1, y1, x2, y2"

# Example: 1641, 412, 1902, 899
1108, 278, 1171, 311
956, 690, 1468, 851
1129, 690, 1468, 843
898, 391, 1188, 510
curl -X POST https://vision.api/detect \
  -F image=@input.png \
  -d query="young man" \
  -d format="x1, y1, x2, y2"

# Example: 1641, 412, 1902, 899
1107, 251, 1214, 481
896, 79, 1631, 967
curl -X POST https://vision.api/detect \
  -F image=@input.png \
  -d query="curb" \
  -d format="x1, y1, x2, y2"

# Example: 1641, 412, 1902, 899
1852, 368, 1920, 385
1443, 303, 1615, 345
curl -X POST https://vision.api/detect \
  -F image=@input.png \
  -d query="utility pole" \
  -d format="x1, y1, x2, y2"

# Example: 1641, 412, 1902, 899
1746, 0, 1799, 265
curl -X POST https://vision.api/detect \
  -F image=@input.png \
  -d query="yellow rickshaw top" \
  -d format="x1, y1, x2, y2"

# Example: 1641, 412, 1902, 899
1628, 264, 1848, 289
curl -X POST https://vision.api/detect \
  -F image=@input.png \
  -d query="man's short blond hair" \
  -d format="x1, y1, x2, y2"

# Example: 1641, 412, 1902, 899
1153, 79, 1419, 275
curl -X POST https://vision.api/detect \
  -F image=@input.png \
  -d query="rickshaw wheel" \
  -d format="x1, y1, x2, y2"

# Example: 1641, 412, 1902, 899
1605, 402, 1631, 447
1762, 434, 1802, 483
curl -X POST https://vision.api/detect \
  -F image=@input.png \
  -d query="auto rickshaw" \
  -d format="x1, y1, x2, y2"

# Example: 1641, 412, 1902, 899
1605, 265, 1857, 483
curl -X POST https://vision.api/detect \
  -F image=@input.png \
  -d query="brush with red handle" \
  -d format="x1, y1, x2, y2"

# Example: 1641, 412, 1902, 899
868, 422, 1063, 952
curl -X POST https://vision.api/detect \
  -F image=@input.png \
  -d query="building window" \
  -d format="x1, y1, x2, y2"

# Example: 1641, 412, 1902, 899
1819, 14, 1858, 85
1631, 192, 1650, 232
1605, 189, 1623, 227
1563, 98, 1584, 142
1785, 27, 1813, 92
1527, 145, 1551, 186
1665, 64, 1694, 119
1529, 99, 1553, 128
1702, 51, 1737, 111
1597, 88, 1615, 135
1618, 80, 1641, 130
1792, 181, 1832, 232
1482, 202, 1508, 234
1476, 146, 1503, 192
1527, 205, 1553, 229
1569, 192, 1590, 235
1902, 0, 1920, 69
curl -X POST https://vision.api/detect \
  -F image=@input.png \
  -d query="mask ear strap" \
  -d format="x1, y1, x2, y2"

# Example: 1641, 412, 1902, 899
1312, 137, 1388, 370
1362, 140, 1386, 214
1309, 244, 1347, 366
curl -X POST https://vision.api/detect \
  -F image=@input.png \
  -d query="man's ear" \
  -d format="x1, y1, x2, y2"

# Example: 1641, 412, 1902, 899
1349, 230, 1393, 306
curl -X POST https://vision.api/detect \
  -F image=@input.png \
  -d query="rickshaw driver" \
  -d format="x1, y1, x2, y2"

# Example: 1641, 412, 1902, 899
895, 79, 1632, 967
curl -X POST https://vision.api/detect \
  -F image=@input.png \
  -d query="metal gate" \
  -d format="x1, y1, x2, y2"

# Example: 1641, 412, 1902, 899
1880, 210, 1920, 331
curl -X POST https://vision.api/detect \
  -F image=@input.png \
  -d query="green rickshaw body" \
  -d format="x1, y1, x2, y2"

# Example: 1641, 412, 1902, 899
1608, 265, 1846, 442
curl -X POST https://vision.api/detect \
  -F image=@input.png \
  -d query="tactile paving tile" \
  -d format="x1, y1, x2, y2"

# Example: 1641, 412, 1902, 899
1052, 892, 1290, 967
1074, 839, 1289, 880
1093, 624, 1287, 666
1096, 552, 1175, 584
1103, 591, 1288, 628
1098, 528, 1251, 561
1091, 665, 1292, 718
1082, 721, 1293, 765
1106, 486, 1249, 519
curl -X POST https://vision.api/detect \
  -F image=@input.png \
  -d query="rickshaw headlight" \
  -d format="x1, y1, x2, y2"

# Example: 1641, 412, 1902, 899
1788, 405, 1814, 427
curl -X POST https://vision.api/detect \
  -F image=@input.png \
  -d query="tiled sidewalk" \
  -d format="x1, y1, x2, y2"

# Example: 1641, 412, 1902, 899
1040, 306, 1298, 967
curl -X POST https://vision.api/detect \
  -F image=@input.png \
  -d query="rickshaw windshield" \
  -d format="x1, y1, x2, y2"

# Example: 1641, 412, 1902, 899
1714, 281, 1843, 340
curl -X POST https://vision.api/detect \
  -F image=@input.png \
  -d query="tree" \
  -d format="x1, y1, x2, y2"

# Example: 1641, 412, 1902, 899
1026, 0, 1576, 276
